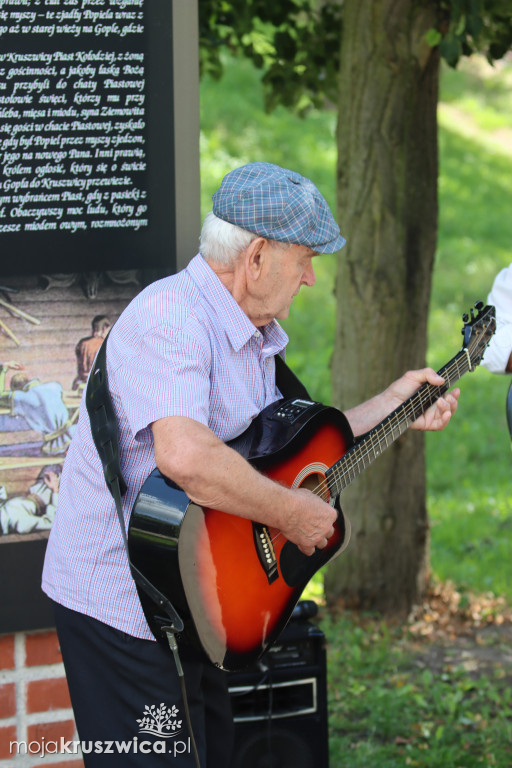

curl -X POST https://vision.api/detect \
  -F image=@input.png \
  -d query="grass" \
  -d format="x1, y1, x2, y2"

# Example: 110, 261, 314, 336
200, 52, 512, 766
323, 612, 512, 767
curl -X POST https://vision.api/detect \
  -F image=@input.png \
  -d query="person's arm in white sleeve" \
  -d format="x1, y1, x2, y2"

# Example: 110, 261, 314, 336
481, 264, 512, 374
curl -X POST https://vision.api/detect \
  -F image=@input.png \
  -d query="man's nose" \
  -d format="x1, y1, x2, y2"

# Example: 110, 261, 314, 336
303, 261, 316, 287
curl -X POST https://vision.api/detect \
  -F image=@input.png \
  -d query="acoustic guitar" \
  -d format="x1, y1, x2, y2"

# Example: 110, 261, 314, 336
128, 303, 495, 671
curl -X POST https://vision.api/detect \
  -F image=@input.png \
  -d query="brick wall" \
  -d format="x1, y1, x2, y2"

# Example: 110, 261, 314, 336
0, 631, 83, 767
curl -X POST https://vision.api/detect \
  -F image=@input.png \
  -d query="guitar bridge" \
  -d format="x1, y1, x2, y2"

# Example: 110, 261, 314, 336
252, 523, 279, 584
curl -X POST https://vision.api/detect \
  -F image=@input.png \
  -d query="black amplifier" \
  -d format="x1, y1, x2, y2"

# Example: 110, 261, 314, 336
228, 605, 329, 768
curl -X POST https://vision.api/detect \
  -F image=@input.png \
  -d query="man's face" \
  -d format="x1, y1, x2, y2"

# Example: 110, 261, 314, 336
253, 242, 317, 325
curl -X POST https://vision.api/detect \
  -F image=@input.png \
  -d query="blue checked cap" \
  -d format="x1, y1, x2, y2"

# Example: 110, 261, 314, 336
212, 162, 346, 254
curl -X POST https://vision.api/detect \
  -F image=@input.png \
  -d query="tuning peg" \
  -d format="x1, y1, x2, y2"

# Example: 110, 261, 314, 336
462, 313, 469, 323
475, 300, 484, 311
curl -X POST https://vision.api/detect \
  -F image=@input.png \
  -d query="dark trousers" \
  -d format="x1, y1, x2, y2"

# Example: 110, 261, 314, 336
53, 602, 234, 767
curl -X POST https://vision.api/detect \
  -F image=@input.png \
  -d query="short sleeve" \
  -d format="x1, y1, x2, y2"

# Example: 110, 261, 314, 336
482, 265, 512, 373
110, 321, 211, 437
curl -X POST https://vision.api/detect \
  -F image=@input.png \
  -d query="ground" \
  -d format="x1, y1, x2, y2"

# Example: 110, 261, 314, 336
405, 581, 512, 683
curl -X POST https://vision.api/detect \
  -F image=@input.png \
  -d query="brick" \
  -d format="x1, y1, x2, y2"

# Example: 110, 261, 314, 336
27, 719, 76, 746
0, 682, 16, 719
0, 635, 15, 670
25, 631, 62, 667
27, 677, 72, 714
0, 724, 17, 760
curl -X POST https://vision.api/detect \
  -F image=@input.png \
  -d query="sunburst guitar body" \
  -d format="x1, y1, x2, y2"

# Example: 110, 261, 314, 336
129, 401, 352, 671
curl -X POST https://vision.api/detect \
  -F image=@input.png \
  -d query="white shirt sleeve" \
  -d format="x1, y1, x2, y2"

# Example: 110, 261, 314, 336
481, 264, 512, 374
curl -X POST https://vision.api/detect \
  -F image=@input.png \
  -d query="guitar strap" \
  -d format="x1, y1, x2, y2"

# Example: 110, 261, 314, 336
274, 352, 312, 400
85, 333, 184, 634
85, 333, 311, 637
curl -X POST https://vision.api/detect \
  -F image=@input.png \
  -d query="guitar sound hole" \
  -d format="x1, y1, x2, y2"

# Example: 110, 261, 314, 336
298, 473, 330, 502
279, 472, 335, 588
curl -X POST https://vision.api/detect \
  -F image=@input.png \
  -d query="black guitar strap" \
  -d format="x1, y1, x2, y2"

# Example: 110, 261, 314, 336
85, 333, 184, 634
274, 352, 312, 400
85, 335, 311, 636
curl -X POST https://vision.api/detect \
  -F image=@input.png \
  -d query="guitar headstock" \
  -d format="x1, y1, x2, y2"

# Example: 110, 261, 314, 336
461, 301, 496, 370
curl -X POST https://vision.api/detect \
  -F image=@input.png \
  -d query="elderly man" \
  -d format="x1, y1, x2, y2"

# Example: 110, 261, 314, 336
42, 162, 458, 767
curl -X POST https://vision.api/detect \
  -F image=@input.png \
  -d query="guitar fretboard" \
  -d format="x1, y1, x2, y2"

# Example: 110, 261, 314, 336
325, 349, 471, 497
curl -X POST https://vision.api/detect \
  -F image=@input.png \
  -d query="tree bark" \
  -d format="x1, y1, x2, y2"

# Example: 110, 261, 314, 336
326, 0, 441, 614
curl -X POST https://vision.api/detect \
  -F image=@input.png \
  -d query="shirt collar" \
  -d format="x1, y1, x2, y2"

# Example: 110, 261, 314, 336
187, 254, 288, 353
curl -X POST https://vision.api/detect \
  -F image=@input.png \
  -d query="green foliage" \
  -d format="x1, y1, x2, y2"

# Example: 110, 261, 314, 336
434, 0, 512, 67
199, 0, 512, 113
199, 0, 342, 113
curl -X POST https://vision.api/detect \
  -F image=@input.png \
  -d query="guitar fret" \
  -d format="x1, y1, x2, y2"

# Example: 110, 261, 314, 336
326, 349, 474, 497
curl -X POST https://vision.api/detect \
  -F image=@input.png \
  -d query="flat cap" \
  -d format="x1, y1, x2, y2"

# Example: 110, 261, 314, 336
212, 162, 345, 254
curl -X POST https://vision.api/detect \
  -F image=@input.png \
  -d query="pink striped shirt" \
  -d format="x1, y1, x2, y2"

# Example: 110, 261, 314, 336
42, 255, 288, 639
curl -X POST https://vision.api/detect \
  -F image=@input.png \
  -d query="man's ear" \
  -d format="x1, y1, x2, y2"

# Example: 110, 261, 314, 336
244, 237, 267, 281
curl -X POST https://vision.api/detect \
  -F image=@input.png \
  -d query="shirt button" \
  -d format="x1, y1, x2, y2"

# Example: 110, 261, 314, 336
254, 330, 261, 338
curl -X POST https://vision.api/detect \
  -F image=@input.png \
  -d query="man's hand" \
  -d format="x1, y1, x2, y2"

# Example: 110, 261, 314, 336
277, 487, 337, 557
385, 368, 459, 431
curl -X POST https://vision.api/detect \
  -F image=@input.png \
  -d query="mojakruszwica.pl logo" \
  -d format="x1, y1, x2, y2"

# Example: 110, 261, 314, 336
10, 703, 191, 758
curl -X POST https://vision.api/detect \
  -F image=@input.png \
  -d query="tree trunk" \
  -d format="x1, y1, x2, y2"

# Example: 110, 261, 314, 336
326, 0, 441, 614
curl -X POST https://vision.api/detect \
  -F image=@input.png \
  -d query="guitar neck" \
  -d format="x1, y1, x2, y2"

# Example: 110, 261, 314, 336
326, 349, 471, 497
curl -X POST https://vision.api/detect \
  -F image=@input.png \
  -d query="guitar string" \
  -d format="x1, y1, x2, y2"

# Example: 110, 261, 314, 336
324, 353, 468, 498
268, 328, 486, 548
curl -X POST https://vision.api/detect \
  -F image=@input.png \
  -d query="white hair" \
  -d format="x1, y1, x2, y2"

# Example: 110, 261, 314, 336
199, 212, 291, 266
199, 212, 258, 266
